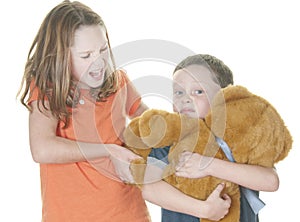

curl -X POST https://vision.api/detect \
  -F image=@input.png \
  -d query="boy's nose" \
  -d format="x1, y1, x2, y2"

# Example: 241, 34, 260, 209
182, 95, 192, 103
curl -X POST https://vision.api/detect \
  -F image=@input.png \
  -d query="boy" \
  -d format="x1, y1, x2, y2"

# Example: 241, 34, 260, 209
148, 54, 279, 222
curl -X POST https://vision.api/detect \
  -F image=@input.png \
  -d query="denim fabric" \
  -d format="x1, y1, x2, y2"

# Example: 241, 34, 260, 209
148, 146, 170, 165
149, 147, 200, 221
162, 208, 199, 222
240, 187, 259, 222
149, 146, 259, 222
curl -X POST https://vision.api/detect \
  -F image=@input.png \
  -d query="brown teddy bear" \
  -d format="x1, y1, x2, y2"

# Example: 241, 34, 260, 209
123, 85, 292, 222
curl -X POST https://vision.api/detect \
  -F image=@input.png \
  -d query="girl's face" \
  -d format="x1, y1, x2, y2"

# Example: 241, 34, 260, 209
173, 65, 220, 119
70, 25, 109, 89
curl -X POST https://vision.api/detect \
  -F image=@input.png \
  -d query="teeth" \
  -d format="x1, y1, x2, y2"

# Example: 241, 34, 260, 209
90, 68, 103, 75
90, 72, 99, 77
90, 71, 100, 77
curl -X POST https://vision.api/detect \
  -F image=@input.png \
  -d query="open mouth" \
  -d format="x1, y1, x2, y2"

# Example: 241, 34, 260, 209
89, 69, 103, 81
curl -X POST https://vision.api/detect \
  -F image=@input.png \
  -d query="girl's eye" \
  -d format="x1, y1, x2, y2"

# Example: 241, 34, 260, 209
100, 46, 108, 53
81, 53, 91, 59
79, 46, 108, 59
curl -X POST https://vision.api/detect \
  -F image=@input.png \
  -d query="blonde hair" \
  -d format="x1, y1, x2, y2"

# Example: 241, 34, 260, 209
18, 0, 119, 126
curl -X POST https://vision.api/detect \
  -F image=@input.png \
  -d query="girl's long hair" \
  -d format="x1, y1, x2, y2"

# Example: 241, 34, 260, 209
18, 0, 118, 126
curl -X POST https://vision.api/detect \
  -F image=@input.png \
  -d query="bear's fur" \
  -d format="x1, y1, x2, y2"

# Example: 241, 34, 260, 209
123, 85, 292, 222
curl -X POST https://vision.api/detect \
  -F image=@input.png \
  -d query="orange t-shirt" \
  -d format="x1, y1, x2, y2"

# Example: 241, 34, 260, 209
29, 71, 150, 222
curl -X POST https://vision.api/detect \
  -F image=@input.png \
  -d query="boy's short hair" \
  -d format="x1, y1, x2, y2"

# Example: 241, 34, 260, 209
173, 54, 234, 88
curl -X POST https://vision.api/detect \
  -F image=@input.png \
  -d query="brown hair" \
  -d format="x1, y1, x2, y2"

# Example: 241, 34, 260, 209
18, 0, 118, 126
174, 54, 234, 88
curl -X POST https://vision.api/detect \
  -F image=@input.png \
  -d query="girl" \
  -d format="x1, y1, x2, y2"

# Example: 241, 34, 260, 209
19, 1, 149, 221
18, 1, 230, 221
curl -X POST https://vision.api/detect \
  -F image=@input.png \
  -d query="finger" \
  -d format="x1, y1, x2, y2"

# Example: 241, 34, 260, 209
176, 160, 190, 171
181, 151, 192, 155
126, 176, 134, 183
212, 183, 225, 196
178, 154, 191, 165
222, 194, 231, 204
127, 154, 143, 162
179, 151, 192, 159
118, 174, 126, 182
120, 172, 134, 183
175, 170, 188, 177
176, 160, 185, 170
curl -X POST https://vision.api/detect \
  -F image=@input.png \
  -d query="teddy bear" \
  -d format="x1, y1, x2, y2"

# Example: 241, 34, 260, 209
123, 85, 293, 222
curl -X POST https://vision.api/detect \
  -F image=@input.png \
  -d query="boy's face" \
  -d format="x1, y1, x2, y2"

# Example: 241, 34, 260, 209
173, 65, 220, 119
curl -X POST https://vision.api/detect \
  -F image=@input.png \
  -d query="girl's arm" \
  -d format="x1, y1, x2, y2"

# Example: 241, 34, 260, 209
142, 181, 231, 220
29, 101, 141, 166
175, 152, 279, 191
130, 102, 148, 118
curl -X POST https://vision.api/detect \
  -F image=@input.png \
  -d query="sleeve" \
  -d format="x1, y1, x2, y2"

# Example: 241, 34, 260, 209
118, 70, 142, 117
148, 146, 171, 164
239, 188, 260, 221
27, 80, 43, 105
147, 146, 171, 170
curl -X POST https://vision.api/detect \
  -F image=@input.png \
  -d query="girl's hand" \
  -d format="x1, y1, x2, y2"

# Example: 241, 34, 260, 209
175, 151, 214, 178
203, 183, 231, 221
106, 144, 142, 183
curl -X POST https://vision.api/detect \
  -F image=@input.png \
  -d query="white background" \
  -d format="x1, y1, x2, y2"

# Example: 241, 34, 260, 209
1, 0, 299, 221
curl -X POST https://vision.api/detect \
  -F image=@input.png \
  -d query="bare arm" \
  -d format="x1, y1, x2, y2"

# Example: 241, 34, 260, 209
207, 157, 279, 191
124, 102, 231, 219
29, 101, 140, 165
142, 180, 230, 220
133, 161, 230, 220
130, 102, 148, 118
175, 152, 279, 191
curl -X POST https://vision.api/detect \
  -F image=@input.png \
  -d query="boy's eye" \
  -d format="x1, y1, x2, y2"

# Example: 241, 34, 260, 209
174, 90, 183, 96
193, 90, 204, 95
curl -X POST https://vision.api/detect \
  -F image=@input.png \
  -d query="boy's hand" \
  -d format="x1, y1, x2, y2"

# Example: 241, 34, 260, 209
175, 151, 214, 178
204, 183, 231, 221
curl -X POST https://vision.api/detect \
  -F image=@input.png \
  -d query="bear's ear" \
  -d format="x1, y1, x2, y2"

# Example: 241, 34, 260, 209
138, 109, 180, 147
205, 85, 254, 138
123, 117, 149, 149
138, 109, 199, 148
276, 127, 293, 163
204, 87, 227, 138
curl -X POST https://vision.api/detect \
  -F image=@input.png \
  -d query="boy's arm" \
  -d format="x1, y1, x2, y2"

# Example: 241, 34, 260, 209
142, 180, 231, 221
141, 148, 230, 220
175, 152, 279, 191
208, 157, 279, 191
